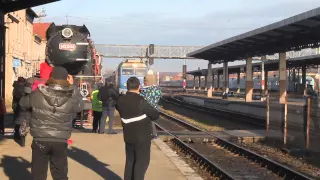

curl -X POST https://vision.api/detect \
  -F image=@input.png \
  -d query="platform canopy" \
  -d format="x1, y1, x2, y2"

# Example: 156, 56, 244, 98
0, 0, 60, 13
187, 7, 320, 63
187, 54, 320, 76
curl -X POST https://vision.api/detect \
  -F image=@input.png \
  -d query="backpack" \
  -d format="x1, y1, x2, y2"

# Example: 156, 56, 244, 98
13, 82, 25, 99
100, 87, 117, 108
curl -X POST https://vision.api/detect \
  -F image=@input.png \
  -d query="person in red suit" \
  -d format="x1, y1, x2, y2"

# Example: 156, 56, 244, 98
40, 62, 53, 80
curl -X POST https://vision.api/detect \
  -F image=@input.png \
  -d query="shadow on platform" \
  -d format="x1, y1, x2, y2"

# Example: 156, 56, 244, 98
68, 146, 121, 180
0, 155, 32, 180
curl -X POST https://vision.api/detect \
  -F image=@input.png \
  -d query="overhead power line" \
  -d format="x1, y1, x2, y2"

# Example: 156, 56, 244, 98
40, 14, 254, 30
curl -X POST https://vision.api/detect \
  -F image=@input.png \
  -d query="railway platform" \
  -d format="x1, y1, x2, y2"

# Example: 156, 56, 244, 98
176, 93, 314, 124
0, 115, 196, 180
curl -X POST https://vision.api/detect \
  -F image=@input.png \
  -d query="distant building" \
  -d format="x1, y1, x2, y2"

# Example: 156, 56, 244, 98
162, 76, 172, 81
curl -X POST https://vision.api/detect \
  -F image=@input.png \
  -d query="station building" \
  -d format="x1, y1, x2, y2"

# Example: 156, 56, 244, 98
3, 9, 51, 107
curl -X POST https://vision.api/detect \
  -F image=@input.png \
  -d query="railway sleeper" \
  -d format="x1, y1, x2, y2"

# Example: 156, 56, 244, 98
170, 138, 235, 179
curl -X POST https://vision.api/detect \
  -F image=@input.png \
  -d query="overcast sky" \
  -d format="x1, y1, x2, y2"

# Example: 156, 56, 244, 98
33, 0, 320, 72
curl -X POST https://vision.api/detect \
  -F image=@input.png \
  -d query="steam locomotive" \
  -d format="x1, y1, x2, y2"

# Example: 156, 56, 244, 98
40, 23, 103, 127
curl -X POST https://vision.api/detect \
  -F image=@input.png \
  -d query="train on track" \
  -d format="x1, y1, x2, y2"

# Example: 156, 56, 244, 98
161, 75, 316, 91
40, 23, 103, 126
106, 59, 147, 94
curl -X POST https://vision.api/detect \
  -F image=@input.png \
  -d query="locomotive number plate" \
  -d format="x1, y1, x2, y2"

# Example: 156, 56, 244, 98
59, 43, 76, 51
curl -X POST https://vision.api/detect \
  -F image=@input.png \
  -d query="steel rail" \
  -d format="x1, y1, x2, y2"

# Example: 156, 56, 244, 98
154, 122, 236, 179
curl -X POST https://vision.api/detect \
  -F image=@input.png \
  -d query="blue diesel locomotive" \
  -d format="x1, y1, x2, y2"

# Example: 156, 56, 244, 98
108, 59, 147, 94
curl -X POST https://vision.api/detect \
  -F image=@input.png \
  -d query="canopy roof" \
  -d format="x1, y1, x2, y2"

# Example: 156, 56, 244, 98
187, 8, 320, 63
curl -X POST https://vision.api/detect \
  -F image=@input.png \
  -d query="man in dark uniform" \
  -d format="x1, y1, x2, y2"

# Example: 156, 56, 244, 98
116, 77, 159, 180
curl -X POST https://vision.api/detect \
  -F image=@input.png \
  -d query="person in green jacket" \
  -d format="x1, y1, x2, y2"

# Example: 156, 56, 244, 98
91, 83, 103, 133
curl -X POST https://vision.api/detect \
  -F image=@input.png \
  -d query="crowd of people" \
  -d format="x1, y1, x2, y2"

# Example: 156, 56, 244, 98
5, 67, 162, 180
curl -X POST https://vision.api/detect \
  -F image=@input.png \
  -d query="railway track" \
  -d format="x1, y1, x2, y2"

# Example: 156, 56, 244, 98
161, 95, 266, 128
156, 112, 313, 180
161, 95, 318, 134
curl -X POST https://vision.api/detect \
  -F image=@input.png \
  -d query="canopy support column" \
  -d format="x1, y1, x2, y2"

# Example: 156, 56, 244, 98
245, 57, 253, 102
207, 63, 213, 97
279, 52, 287, 104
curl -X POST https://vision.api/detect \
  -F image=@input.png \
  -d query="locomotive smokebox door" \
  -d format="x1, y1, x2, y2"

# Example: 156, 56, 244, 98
45, 24, 92, 75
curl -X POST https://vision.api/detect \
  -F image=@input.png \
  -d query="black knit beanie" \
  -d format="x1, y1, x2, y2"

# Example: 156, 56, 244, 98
50, 66, 68, 80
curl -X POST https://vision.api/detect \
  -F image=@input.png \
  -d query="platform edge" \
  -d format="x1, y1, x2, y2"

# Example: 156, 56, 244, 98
152, 138, 204, 180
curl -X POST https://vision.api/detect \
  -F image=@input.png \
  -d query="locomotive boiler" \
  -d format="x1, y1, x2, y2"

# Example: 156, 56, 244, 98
41, 23, 103, 127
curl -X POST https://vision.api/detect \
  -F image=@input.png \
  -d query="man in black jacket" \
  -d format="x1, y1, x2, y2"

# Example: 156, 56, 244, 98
97, 81, 119, 134
19, 67, 83, 180
116, 77, 159, 180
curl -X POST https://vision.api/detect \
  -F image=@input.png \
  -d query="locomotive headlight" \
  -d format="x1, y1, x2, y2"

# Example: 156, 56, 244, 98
62, 28, 73, 38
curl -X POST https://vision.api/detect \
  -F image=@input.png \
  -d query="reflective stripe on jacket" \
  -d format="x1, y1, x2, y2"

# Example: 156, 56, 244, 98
91, 90, 102, 112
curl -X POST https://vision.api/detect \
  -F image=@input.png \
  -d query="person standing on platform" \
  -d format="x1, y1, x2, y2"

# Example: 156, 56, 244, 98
14, 80, 33, 147
19, 67, 83, 180
12, 77, 25, 123
140, 72, 162, 138
116, 77, 159, 180
97, 81, 119, 134
0, 96, 6, 136
91, 83, 103, 133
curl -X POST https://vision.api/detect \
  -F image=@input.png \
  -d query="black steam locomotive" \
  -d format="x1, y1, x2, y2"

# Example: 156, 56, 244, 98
43, 23, 103, 127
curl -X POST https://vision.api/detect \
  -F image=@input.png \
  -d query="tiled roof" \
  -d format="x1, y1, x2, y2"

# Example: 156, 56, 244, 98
33, 22, 52, 41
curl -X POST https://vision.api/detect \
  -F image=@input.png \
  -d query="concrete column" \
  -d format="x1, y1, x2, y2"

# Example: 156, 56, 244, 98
261, 61, 265, 100
212, 72, 215, 92
279, 52, 286, 104
298, 68, 300, 84
237, 70, 241, 93
207, 63, 213, 97
198, 76, 201, 90
193, 76, 196, 90
217, 74, 220, 90
287, 68, 290, 91
223, 61, 229, 93
265, 71, 269, 95
302, 65, 306, 88
292, 68, 296, 92
245, 57, 253, 102
204, 76, 208, 91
